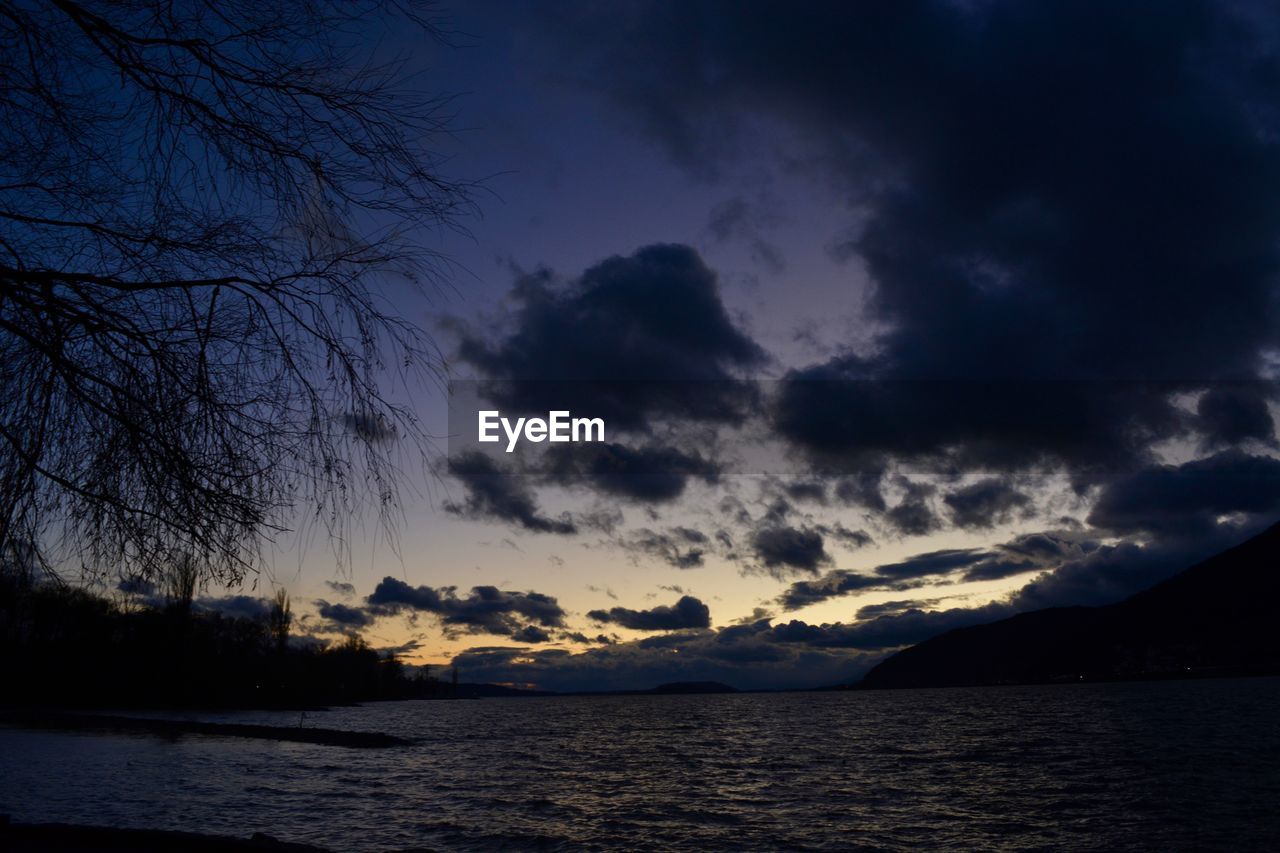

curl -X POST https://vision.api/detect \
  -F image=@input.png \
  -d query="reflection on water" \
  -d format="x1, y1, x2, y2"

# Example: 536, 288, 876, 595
2, 678, 1279, 850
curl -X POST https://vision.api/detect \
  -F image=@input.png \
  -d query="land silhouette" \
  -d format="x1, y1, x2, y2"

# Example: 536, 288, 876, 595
860, 521, 1280, 689
6, 522, 1279, 711
0, 568, 452, 710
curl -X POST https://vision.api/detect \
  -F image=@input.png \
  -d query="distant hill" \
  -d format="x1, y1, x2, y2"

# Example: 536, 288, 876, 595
859, 521, 1280, 689
446, 681, 739, 698
452, 683, 557, 698
645, 681, 738, 695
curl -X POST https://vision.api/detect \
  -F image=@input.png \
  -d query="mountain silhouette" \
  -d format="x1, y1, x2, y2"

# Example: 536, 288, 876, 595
859, 522, 1280, 689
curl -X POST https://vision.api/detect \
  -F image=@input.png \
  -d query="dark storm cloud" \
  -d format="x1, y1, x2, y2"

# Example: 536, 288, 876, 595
545, 442, 720, 503
1197, 386, 1276, 449
772, 374, 1187, 480
751, 525, 831, 574
315, 600, 374, 627
588, 595, 712, 631
535, 1, 1280, 481
366, 577, 443, 611
833, 468, 887, 512
958, 557, 1041, 583
873, 549, 988, 580
944, 478, 1032, 529
324, 581, 357, 597
367, 577, 567, 637
778, 535, 1085, 610
444, 451, 576, 534
1009, 520, 1265, 609
777, 571, 923, 612
998, 531, 1082, 563
884, 481, 941, 536
783, 479, 828, 504
1087, 451, 1280, 538
456, 244, 765, 432
510, 625, 552, 644
193, 594, 272, 621
854, 598, 945, 620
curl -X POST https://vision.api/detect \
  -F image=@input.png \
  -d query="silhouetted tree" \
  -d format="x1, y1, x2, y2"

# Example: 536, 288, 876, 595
269, 588, 292, 654
0, 1, 472, 585
1, 577, 431, 707
163, 553, 200, 617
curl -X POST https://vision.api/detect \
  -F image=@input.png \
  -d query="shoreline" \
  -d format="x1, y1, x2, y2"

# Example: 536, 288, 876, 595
0, 818, 329, 852
0, 709, 409, 748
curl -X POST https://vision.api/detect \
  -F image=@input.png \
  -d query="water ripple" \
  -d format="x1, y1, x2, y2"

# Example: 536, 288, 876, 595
2, 679, 1280, 850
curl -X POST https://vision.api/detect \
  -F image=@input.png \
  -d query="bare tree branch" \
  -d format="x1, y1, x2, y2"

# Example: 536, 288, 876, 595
0, 0, 472, 585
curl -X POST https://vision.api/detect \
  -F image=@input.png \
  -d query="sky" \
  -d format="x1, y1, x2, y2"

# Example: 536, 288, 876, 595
164, 0, 1280, 691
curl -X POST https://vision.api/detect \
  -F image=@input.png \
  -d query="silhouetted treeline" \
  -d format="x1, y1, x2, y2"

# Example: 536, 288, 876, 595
0, 572, 449, 709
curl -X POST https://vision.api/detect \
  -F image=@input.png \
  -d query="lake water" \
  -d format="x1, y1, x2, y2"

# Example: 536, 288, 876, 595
2, 678, 1279, 850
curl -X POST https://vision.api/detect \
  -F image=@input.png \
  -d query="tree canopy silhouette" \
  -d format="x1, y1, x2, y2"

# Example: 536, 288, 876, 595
0, 1, 472, 584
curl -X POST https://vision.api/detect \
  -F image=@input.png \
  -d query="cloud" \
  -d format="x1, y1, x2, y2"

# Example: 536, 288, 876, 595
777, 571, 923, 612
783, 479, 828, 504
884, 482, 941, 536
534, 1, 1280, 492
796, 603, 1018, 651
833, 468, 887, 512
378, 639, 427, 658
854, 598, 945, 620
622, 527, 709, 569
588, 595, 712, 630
873, 549, 988, 580
1009, 521, 1266, 610
446, 517, 1270, 692
366, 577, 444, 611
367, 578, 567, 638
445, 452, 576, 534
456, 244, 765, 433
324, 581, 357, 597
944, 478, 1032, 529
1196, 386, 1276, 449
511, 625, 553, 644
586, 584, 618, 600
545, 442, 720, 503
822, 523, 873, 550
449, 625, 877, 692
759, 523, 1260, 670
778, 536, 1085, 609
450, 602, 1018, 691
193, 594, 273, 621
751, 525, 831, 574
315, 600, 374, 628
1087, 451, 1280, 538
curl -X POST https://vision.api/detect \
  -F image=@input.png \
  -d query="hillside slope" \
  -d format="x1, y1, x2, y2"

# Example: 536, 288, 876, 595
859, 522, 1280, 688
